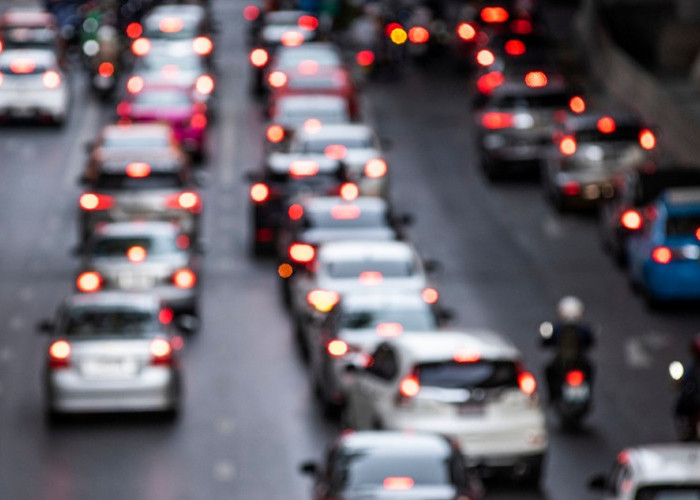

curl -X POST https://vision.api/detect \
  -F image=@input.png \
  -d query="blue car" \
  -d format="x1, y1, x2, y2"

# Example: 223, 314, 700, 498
627, 187, 700, 305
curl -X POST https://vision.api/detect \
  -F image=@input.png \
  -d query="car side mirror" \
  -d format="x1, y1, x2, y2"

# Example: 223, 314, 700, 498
587, 474, 608, 491
299, 461, 318, 475
36, 319, 55, 334
79, 174, 90, 185
379, 137, 393, 151
176, 315, 200, 335
393, 213, 413, 227
424, 259, 442, 273
244, 171, 261, 182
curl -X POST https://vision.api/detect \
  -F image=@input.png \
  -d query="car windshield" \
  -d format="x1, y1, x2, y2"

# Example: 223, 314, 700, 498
139, 53, 203, 72
325, 260, 415, 279
65, 308, 158, 337
276, 107, 348, 125
103, 135, 171, 149
144, 20, 199, 40
340, 452, 449, 490
300, 136, 373, 153
495, 92, 569, 109
134, 91, 191, 107
94, 172, 183, 190
91, 235, 179, 258
417, 361, 518, 390
341, 305, 436, 331
665, 215, 700, 237
276, 50, 341, 69
576, 125, 642, 144
638, 173, 700, 205
634, 485, 700, 499
305, 208, 386, 229
286, 73, 345, 91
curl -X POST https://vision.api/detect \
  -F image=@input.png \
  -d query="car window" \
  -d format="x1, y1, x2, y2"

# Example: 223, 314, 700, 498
300, 136, 373, 153
325, 260, 415, 279
94, 172, 184, 190
91, 235, 179, 257
665, 215, 700, 237
416, 361, 518, 389
286, 73, 346, 91
366, 345, 398, 380
575, 125, 642, 143
340, 304, 436, 331
634, 486, 700, 499
103, 135, 171, 149
64, 308, 159, 337
495, 92, 568, 109
339, 451, 450, 491
307, 208, 387, 229
134, 91, 191, 107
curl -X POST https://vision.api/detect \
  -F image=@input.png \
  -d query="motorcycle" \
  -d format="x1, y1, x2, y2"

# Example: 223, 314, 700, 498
669, 360, 700, 441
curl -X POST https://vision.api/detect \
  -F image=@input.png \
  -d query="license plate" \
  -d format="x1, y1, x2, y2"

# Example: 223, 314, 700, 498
118, 272, 155, 290
457, 402, 485, 416
563, 383, 590, 402
82, 358, 138, 378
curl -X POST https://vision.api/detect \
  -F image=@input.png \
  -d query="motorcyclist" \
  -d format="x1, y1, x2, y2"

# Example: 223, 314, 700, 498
542, 296, 595, 403
673, 335, 700, 440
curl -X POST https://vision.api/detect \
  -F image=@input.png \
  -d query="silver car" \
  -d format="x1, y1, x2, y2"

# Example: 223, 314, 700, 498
75, 221, 201, 316
39, 292, 183, 420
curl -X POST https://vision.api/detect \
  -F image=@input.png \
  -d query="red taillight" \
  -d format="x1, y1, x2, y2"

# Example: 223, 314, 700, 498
288, 203, 304, 220
266, 124, 285, 143
324, 144, 347, 160
620, 209, 643, 230
126, 162, 151, 178
289, 243, 315, 263
422, 287, 439, 304
166, 191, 201, 212
476, 49, 495, 66
476, 71, 504, 95
569, 95, 586, 114
504, 39, 526, 56
524, 71, 547, 88
408, 26, 429, 44
98, 62, 114, 77
190, 113, 207, 130
150, 338, 173, 365
597, 116, 616, 134
195, 75, 215, 95
173, 269, 196, 289
76, 271, 102, 293
307, 289, 339, 312
49, 340, 71, 368
268, 71, 287, 88
562, 181, 580, 196
339, 182, 359, 201
399, 375, 420, 397
127, 75, 144, 94
243, 5, 260, 21
639, 129, 656, 150
456, 22, 476, 41
79, 193, 114, 211
126, 245, 147, 263
453, 348, 480, 363
126, 22, 142, 39
364, 158, 387, 178
327, 339, 348, 357
159, 17, 184, 33
481, 6, 509, 23
559, 135, 577, 156
193, 36, 213, 56
652, 246, 672, 264
482, 112, 514, 129
298, 15, 319, 31
159, 308, 174, 324
511, 18, 532, 34
116, 101, 131, 117
250, 183, 270, 203
42, 70, 61, 89
383, 477, 414, 491
289, 160, 319, 177
132, 37, 151, 56
281, 30, 304, 47
565, 370, 585, 387
356, 50, 375, 66
10, 58, 35, 73
249, 48, 269, 67
518, 371, 537, 395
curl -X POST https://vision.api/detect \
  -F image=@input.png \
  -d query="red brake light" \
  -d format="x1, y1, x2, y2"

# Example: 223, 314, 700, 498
266, 124, 285, 143
422, 287, 439, 304
639, 129, 656, 150
481, 6, 509, 23
364, 158, 387, 178
504, 39, 526, 56
195, 74, 215, 95
126, 245, 147, 263
356, 50, 375, 66
243, 5, 260, 21
126, 162, 151, 178
339, 182, 359, 201
524, 71, 547, 88
79, 193, 114, 211
126, 22, 142, 39
268, 71, 287, 88
159, 17, 184, 33
324, 144, 347, 160
166, 191, 201, 212
408, 26, 429, 44
289, 243, 316, 263
250, 183, 270, 203
288, 203, 304, 220
173, 269, 196, 289
117, 101, 131, 117
193, 36, 213, 56
327, 339, 348, 357
76, 271, 102, 292
159, 308, 174, 324
562, 181, 580, 196
304, 118, 322, 134
10, 58, 35, 73
383, 477, 414, 491
376, 322, 403, 337
127, 75, 144, 94
42, 70, 61, 89
559, 135, 577, 155
49, 340, 71, 368
249, 48, 269, 67
132, 37, 151, 56
511, 18, 532, 34
457, 22, 476, 41
652, 246, 672, 264
190, 113, 207, 130
476, 49, 495, 66
565, 370, 585, 387
518, 371, 537, 395
453, 348, 480, 363
150, 338, 173, 365
307, 289, 339, 312
482, 112, 514, 129
289, 160, 319, 177
298, 15, 319, 31
476, 71, 504, 95
621, 209, 643, 230
298, 59, 318, 75
359, 271, 383, 285
331, 204, 361, 220
569, 96, 586, 114
597, 116, 616, 134
98, 62, 114, 77
281, 30, 304, 47
399, 375, 420, 397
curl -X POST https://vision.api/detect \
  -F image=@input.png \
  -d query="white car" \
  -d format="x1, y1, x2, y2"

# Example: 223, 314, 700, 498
0, 48, 69, 124
290, 123, 390, 199
343, 331, 548, 484
588, 444, 700, 498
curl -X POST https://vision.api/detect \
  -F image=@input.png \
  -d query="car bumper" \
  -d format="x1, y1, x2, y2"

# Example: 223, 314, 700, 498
643, 260, 700, 299
0, 88, 69, 119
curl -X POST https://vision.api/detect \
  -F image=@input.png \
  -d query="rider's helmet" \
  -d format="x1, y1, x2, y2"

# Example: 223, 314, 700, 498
557, 296, 584, 323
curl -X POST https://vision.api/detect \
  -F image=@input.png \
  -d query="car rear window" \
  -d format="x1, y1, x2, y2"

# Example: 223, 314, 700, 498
495, 92, 568, 109
340, 305, 437, 331
665, 215, 700, 237
65, 309, 158, 337
276, 107, 348, 125
305, 208, 387, 229
91, 235, 179, 257
286, 73, 345, 91
134, 90, 191, 107
634, 485, 700, 499
103, 135, 171, 149
575, 125, 642, 144
95, 172, 183, 190
325, 260, 415, 279
637, 172, 700, 205
301, 137, 373, 153
341, 452, 449, 490
277, 50, 341, 68
417, 361, 518, 389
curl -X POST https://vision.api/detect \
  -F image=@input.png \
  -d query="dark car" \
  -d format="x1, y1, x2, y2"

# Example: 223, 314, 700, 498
599, 165, 700, 264
300, 431, 484, 500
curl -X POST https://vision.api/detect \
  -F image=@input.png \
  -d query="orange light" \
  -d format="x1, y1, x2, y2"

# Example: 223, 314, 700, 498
408, 26, 429, 44
565, 370, 585, 387
249, 48, 269, 67
278, 263, 294, 278
49, 340, 71, 360
178, 192, 200, 210
457, 22, 476, 41
562, 181, 580, 196
243, 5, 260, 21
390, 27, 408, 45
193, 36, 213, 56
477, 71, 504, 95
364, 158, 388, 178
327, 339, 348, 357
126, 162, 151, 178
376, 322, 403, 337
288, 203, 304, 220
639, 129, 656, 150
518, 372, 537, 394
281, 30, 304, 47
150, 338, 172, 358
621, 209, 643, 230
159, 308, 174, 324
476, 49, 495, 66
359, 271, 383, 285
250, 183, 270, 203
173, 269, 196, 289
265, 125, 284, 143
504, 39, 526, 56
98, 62, 114, 77
76, 271, 102, 292
289, 160, 319, 177
298, 15, 319, 31
159, 17, 184, 33
331, 204, 361, 220
524, 71, 547, 88
454, 348, 480, 363
127, 245, 147, 263
383, 477, 414, 491
132, 37, 151, 56
307, 289, 339, 312
399, 376, 420, 397
356, 50, 375, 66
696, 227, 700, 241
289, 243, 316, 263
268, 70, 288, 88
481, 6, 509, 23
339, 182, 359, 201
569, 96, 586, 114
652, 246, 672, 264
79, 193, 114, 211
42, 70, 61, 89
195, 74, 215, 95
127, 75, 144, 94
10, 58, 35, 73
303, 118, 322, 134
126, 22, 143, 39
597, 116, 616, 134
559, 135, 577, 155
422, 287, 439, 304
190, 113, 207, 130
324, 144, 347, 160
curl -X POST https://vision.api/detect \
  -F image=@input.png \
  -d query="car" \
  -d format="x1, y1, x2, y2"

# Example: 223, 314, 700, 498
75, 221, 202, 317
475, 76, 571, 180
308, 290, 451, 413
38, 291, 184, 420
587, 443, 700, 498
117, 82, 208, 160
542, 111, 658, 211
300, 430, 485, 500
599, 164, 700, 264
0, 7, 62, 56
247, 153, 351, 254
342, 331, 547, 484
289, 124, 389, 198
79, 134, 202, 245
267, 42, 344, 74
626, 187, 700, 306
265, 94, 351, 152
0, 48, 69, 124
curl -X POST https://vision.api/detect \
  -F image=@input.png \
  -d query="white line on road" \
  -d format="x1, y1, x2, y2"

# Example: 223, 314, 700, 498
63, 98, 101, 187
625, 337, 653, 369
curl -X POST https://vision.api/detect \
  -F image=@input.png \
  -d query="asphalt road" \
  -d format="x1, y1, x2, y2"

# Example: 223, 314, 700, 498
1, 1, 699, 499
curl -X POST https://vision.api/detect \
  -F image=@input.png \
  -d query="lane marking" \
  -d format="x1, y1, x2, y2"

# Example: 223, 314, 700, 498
625, 337, 653, 369
213, 460, 236, 482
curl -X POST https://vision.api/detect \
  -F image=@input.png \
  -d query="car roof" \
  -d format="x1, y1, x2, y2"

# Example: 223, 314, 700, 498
266, 152, 343, 175
318, 240, 416, 263
338, 431, 452, 456
64, 291, 161, 311
388, 330, 521, 363
303, 196, 388, 214
296, 123, 374, 142
103, 123, 173, 138
625, 444, 700, 484
0, 48, 56, 66
95, 221, 179, 238
341, 290, 429, 311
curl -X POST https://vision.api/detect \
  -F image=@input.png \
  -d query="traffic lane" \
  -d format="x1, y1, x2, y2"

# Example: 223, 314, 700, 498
365, 61, 699, 498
